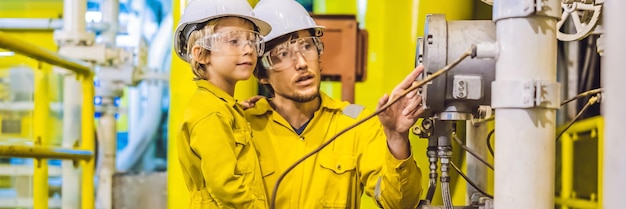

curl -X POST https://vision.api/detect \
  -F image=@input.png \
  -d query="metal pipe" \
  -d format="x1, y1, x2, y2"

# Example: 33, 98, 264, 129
555, 198, 598, 208
81, 76, 96, 209
0, 145, 93, 161
96, 99, 117, 209
101, 0, 119, 44
33, 67, 50, 209
61, 73, 82, 209
0, 18, 110, 31
560, 133, 573, 209
63, 0, 87, 32
492, 0, 560, 208
96, 1, 119, 208
0, 31, 92, 75
602, 0, 626, 208
465, 120, 488, 203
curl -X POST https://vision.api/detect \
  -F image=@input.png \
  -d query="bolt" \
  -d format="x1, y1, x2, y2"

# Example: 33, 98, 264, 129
459, 92, 465, 97
427, 35, 433, 45
422, 119, 432, 130
459, 80, 465, 85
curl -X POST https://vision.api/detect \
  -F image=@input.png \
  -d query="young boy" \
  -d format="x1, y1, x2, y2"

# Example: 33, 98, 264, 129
174, 0, 271, 208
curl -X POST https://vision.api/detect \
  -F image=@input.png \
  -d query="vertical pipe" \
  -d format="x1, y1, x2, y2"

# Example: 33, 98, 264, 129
82, 76, 96, 209
597, 119, 603, 209
96, 99, 117, 209
62, 74, 83, 209
560, 133, 573, 209
465, 121, 488, 203
493, 1, 559, 209
60, 0, 88, 207
602, 0, 626, 208
33, 67, 50, 209
101, 0, 119, 45
63, 0, 87, 32
97, 1, 119, 208
169, 0, 192, 207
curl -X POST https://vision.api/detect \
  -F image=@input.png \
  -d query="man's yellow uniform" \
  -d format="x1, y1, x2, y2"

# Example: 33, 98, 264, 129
245, 92, 422, 209
178, 80, 268, 209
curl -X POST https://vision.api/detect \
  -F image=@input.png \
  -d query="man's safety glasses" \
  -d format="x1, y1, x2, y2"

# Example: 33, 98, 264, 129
260, 37, 324, 71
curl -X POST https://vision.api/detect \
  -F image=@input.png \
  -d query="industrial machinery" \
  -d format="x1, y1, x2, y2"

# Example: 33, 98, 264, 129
413, 0, 607, 208
414, 14, 496, 209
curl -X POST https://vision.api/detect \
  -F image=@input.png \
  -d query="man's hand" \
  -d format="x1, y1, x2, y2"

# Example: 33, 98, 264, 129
377, 65, 425, 134
240, 95, 265, 110
376, 65, 425, 159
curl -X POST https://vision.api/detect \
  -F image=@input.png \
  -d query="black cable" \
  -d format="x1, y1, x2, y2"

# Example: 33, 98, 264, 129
557, 95, 600, 141
486, 129, 495, 157
450, 161, 493, 199
268, 47, 476, 209
451, 134, 494, 170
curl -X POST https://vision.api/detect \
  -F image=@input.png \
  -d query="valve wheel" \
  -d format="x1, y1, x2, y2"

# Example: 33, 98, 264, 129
557, 2, 603, 41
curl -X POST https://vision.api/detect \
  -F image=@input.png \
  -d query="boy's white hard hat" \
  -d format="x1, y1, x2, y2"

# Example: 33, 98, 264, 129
174, 0, 271, 61
253, 0, 324, 43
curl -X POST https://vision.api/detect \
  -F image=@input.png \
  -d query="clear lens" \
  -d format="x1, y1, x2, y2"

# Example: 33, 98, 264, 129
195, 30, 265, 56
261, 37, 323, 71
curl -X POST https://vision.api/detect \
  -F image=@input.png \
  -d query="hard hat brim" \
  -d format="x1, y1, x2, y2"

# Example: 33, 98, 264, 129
174, 14, 272, 62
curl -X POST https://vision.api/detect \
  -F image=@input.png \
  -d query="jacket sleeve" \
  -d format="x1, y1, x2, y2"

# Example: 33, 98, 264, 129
188, 112, 260, 209
358, 109, 423, 209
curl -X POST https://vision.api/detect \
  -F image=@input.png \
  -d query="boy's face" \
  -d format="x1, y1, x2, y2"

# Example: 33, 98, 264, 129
194, 17, 259, 83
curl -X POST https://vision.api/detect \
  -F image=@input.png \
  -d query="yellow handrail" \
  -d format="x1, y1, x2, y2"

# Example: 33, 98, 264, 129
0, 31, 92, 76
81, 75, 96, 209
0, 31, 96, 209
33, 65, 49, 209
0, 145, 93, 161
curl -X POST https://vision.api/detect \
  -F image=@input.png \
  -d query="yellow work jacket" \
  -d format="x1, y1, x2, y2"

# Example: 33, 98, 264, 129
245, 92, 422, 209
178, 80, 267, 209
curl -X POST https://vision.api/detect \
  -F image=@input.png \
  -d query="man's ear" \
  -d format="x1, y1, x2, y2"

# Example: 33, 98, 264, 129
258, 77, 270, 85
192, 46, 210, 64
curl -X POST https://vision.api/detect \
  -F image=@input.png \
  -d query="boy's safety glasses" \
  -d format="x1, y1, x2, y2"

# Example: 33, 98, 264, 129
194, 30, 265, 56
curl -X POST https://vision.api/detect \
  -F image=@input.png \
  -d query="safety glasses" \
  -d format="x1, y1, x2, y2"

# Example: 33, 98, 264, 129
194, 30, 265, 56
260, 36, 324, 72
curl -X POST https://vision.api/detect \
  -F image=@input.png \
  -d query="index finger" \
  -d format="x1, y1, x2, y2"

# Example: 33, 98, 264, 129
394, 64, 425, 91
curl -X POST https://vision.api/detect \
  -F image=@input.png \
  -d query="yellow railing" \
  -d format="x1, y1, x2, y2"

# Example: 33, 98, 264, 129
557, 116, 603, 209
0, 31, 95, 209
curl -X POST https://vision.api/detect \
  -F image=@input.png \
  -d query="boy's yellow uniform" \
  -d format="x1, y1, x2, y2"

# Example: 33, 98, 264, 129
178, 80, 267, 209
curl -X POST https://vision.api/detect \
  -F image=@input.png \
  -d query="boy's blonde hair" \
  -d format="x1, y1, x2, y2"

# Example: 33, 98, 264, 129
186, 17, 254, 80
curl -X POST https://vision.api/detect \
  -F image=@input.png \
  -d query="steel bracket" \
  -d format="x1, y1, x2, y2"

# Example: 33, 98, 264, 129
491, 80, 561, 109
494, 0, 561, 21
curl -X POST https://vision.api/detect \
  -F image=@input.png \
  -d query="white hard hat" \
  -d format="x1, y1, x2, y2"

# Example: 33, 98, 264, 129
174, 0, 272, 61
253, 0, 324, 43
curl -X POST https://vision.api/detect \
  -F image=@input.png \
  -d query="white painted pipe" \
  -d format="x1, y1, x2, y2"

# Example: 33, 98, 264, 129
101, 0, 119, 45
60, 0, 88, 209
493, 1, 559, 209
61, 73, 83, 209
63, 0, 87, 32
117, 15, 172, 171
0, 18, 109, 31
96, 106, 116, 209
602, 0, 626, 208
465, 121, 488, 203
94, 1, 119, 208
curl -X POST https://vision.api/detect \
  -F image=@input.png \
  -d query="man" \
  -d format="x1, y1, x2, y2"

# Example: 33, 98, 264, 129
245, 0, 424, 208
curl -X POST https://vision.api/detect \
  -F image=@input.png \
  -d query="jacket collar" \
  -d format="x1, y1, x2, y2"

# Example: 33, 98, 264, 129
196, 80, 236, 107
246, 92, 344, 116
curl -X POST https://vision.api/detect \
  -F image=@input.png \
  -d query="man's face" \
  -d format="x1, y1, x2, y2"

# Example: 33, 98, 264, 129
261, 30, 322, 102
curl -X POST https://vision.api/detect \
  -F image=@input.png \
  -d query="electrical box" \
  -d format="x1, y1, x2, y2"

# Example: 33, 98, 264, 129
311, 14, 368, 103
